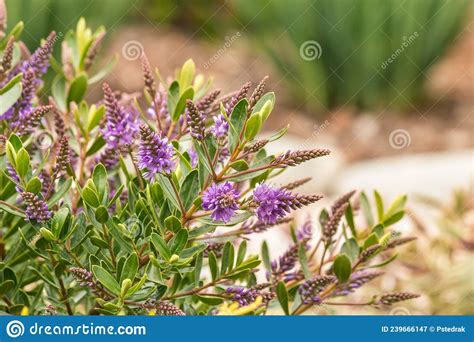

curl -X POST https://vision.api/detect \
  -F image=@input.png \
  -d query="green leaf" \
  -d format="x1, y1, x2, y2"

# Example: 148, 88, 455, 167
367, 253, 399, 268
197, 212, 252, 226
194, 252, 203, 286
229, 160, 249, 172
164, 216, 182, 233
95, 205, 109, 224
382, 211, 405, 226
87, 105, 105, 132
156, 174, 181, 211
89, 55, 118, 84
39, 227, 56, 242
180, 243, 207, 259
92, 163, 108, 202
179, 170, 199, 210
363, 233, 379, 249
15, 148, 30, 178
229, 99, 248, 151
172, 87, 194, 121
251, 92, 275, 116
25, 177, 42, 194
341, 238, 359, 263
0, 73, 22, 116
167, 81, 179, 120
383, 195, 407, 221
82, 183, 100, 208
257, 99, 273, 123
51, 207, 70, 238
374, 190, 384, 222
67, 73, 88, 105
150, 233, 171, 261
267, 124, 289, 142
120, 252, 139, 284
179, 59, 195, 92
244, 113, 262, 140
195, 294, 223, 305
5, 141, 17, 169
276, 281, 289, 315
170, 229, 188, 254
344, 204, 357, 238
92, 265, 120, 295
52, 76, 67, 112
298, 243, 310, 279
236, 240, 247, 266
120, 279, 133, 298
221, 242, 234, 273
261, 241, 271, 274
86, 136, 106, 157
0, 280, 15, 294
360, 192, 374, 227
208, 251, 219, 281
333, 254, 352, 283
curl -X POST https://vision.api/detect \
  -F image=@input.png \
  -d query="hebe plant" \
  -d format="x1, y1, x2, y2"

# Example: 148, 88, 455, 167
0, 12, 419, 315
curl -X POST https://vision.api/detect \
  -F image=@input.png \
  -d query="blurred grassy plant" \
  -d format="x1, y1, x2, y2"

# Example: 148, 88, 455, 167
402, 190, 474, 314
5, 0, 133, 49
234, 0, 471, 112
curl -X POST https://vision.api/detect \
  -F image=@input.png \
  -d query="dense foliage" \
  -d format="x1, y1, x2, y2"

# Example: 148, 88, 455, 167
0, 13, 419, 315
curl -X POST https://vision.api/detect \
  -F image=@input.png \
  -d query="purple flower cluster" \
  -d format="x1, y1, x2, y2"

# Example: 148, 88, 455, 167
21, 192, 52, 223
332, 271, 384, 297
253, 184, 295, 224
22, 31, 57, 78
101, 83, 139, 150
202, 182, 239, 223
2, 32, 57, 123
137, 125, 175, 181
147, 89, 169, 121
298, 275, 337, 304
188, 148, 198, 168
210, 114, 229, 138
226, 287, 274, 307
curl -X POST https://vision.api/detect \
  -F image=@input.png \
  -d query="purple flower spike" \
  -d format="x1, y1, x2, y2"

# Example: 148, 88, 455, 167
210, 114, 229, 138
101, 83, 139, 150
202, 182, 239, 223
137, 125, 175, 181
253, 184, 295, 224
21, 192, 52, 223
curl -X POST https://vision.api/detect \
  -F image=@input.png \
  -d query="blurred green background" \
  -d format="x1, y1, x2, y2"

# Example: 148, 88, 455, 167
6, 0, 471, 112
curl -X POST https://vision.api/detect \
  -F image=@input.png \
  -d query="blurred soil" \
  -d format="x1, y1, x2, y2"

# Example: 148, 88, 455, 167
102, 23, 473, 162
